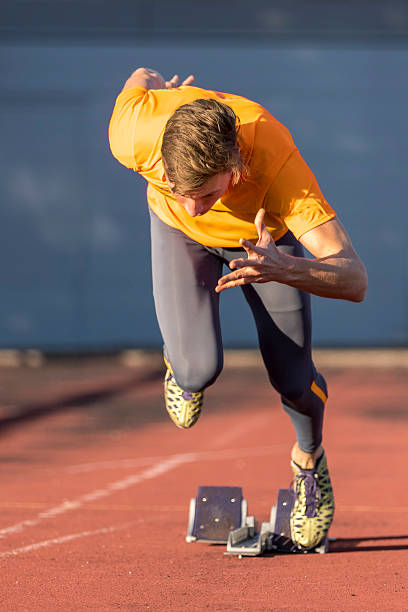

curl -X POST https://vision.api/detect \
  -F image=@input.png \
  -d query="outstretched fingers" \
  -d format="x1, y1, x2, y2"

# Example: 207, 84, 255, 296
254, 208, 272, 247
216, 266, 265, 293
229, 255, 257, 270
182, 74, 195, 85
165, 74, 195, 88
215, 210, 280, 293
215, 271, 250, 293
165, 74, 180, 88
239, 238, 266, 258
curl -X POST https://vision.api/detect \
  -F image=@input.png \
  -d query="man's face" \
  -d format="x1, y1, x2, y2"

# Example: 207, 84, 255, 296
166, 171, 232, 217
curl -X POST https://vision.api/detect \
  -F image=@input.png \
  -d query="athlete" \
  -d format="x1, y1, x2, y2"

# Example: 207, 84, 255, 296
109, 67, 367, 549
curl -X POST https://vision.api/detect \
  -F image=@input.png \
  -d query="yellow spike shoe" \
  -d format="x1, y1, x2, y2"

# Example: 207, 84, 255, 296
164, 358, 203, 429
290, 452, 335, 549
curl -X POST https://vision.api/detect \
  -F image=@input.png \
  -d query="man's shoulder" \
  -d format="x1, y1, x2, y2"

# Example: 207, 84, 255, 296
111, 83, 275, 128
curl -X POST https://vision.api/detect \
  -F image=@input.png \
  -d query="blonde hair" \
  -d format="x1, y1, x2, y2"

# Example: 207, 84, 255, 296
161, 98, 246, 194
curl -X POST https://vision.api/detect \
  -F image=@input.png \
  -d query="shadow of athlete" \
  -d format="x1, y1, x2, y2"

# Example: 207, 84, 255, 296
331, 534, 408, 553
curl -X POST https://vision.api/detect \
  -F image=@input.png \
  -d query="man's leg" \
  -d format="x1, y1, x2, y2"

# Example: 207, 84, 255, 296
242, 283, 327, 460
221, 231, 326, 457
220, 232, 334, 548
149, 209, 224, 426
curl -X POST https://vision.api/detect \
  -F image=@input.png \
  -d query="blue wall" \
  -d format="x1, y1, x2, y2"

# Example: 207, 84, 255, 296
1, 42, 407, 349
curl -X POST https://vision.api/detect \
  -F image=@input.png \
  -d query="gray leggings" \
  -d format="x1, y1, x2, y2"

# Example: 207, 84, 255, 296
149, 209, 327, 453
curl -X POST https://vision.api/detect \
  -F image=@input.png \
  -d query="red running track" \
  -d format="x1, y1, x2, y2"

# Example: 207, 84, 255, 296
0, 359, 407, 611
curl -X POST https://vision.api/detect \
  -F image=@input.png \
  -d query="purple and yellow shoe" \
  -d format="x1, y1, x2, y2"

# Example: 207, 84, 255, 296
290, 452, 335, 549
164, 358, 203, 429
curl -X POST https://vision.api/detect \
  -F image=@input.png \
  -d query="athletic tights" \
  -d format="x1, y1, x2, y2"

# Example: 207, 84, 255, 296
149, 208, 327, 453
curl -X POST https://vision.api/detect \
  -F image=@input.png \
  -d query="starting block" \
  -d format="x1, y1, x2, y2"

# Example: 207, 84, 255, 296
186, 486, 249, 543
186, 486, 329, 557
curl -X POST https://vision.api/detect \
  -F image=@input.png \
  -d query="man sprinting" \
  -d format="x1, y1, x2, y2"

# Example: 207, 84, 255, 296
109, 67, 367, 550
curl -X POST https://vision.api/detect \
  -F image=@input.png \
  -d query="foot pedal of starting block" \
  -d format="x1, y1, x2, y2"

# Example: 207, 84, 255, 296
269, 488, 298, 553
186, 486, 247, 543
270, 488, 330, 554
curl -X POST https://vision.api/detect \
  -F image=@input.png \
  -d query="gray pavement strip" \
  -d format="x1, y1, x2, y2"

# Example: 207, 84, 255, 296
0, 348, 408, 369
120, 348, 408, 369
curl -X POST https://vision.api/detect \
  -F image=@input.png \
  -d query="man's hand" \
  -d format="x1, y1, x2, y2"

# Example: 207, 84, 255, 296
216, 209, 285, 293
216, 210, 367, 302
122, 67, 195, 92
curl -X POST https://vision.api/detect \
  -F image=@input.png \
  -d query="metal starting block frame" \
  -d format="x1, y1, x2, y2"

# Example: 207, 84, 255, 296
186, 486, 249, 543
186, 486, 329, 557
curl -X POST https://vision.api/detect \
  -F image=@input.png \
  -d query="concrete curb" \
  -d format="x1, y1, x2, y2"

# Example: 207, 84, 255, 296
0, 348, 407, 369
119, 348, 408, 369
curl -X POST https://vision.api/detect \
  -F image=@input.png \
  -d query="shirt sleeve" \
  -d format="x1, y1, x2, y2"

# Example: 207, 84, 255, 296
109, 84, 217, 177
264, 149, 337, 239
108, 86, 149, 171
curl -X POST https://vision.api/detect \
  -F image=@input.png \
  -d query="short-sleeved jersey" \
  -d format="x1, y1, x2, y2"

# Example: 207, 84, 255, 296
109, 85, 336, 247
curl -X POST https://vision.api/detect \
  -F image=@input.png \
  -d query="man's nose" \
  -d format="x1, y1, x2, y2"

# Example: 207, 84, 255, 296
184, 199, 203, 217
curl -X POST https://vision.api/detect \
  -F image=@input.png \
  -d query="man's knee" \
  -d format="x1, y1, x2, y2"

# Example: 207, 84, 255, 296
278, 371, 328, 408
279, 381, 308, 403
173, 354, 223, 392
270, 372, 310, 404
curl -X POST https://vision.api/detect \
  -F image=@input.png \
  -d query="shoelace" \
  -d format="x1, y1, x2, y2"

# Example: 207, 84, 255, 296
295, 471, 321, 518
167, 371, 197, 402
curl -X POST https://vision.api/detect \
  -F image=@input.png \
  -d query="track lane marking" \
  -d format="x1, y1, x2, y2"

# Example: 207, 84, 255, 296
2, 502, 408, 513
0, 445, 287, 540
66, 444, 286, 474
0, 524, 129, 559
0, 502, 186, 511
0, 454, 197, 539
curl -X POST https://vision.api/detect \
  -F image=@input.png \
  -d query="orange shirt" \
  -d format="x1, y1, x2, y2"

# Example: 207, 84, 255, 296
109, 85, 336, 247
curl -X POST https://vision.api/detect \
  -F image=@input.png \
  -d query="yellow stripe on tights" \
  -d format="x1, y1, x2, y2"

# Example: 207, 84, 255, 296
311, 380, 327, 404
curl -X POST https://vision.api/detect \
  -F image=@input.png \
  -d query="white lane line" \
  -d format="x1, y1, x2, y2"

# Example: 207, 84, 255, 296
66, 455, 167, 474
0, 446, 286, 540
0, 524, 127, 559
66, 444, 286, 474
0, 453, 197, 539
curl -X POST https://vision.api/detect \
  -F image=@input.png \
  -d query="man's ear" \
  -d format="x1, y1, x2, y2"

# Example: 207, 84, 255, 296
163, 168, 176, 191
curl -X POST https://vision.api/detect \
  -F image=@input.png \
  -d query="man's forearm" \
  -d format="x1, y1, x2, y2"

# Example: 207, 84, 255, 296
216, 215, 368, 301
216, 213, 368, 301
217, 250, 367, 301
275, 253, 367, 302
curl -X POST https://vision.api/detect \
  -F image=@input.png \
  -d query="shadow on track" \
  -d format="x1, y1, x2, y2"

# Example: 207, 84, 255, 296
0, 369, 163, 436
331, 534, 408, 553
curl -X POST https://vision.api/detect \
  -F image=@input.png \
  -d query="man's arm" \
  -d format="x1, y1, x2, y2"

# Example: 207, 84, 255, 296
215, 210, 367, 302
121, 67, 194, 92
